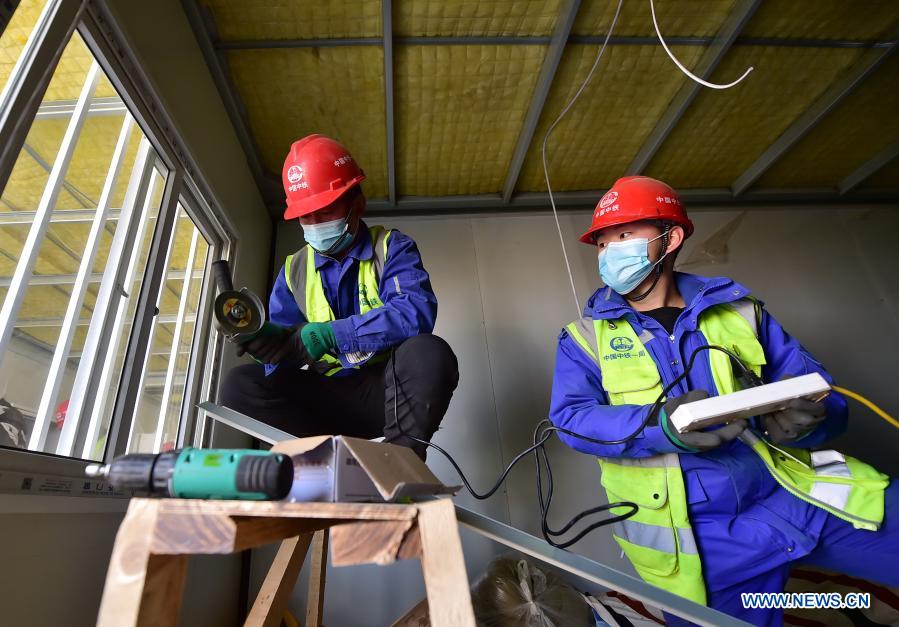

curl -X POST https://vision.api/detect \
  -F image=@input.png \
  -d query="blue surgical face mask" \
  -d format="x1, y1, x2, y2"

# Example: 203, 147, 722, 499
302, 214, 353, 254
598, 232, 668, 295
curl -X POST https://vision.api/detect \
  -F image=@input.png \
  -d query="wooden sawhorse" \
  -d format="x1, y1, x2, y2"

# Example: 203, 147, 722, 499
96, 498, 474, 626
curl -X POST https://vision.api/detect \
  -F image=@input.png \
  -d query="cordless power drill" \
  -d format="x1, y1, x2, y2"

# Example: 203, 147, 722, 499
85, 448, 294, 500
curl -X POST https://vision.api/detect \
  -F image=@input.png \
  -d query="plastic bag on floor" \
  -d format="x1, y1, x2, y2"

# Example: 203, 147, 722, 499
470, 555, 595, 627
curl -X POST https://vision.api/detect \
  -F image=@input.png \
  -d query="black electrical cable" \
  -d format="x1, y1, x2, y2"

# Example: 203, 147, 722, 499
387, 342, 758, 548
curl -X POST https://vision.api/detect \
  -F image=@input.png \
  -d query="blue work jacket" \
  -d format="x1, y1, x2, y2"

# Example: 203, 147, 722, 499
550, 272, 850, 588
266, 222, 437, 375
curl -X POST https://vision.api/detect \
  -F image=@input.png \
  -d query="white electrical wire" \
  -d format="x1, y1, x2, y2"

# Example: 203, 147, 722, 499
543, 0, 624, 319
650, 0, 754, 90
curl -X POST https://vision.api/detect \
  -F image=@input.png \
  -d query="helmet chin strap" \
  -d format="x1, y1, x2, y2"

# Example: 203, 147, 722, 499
628, 226, 671, 303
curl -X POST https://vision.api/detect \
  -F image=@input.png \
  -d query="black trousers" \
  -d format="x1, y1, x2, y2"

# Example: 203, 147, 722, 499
219, 334, 459, 459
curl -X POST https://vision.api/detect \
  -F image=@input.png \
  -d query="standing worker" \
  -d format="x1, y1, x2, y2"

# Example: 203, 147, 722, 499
221, 134, 458, 460
549, 176, 898, 625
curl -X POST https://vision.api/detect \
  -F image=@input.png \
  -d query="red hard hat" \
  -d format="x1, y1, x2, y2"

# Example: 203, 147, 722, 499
282, 134, 366, 220
579, 176, 694, 244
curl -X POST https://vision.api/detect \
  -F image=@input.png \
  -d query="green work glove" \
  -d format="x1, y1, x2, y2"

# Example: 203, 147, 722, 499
300, 322, 337, 362
658, 390, 747, 452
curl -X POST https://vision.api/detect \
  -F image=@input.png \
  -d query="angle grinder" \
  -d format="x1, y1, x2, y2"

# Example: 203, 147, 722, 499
212, 260, 268, 342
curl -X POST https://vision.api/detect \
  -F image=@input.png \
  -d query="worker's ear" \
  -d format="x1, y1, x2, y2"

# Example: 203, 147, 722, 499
665, 225, 685, 256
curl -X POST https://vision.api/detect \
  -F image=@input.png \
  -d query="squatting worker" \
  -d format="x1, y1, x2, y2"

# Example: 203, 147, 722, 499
549, 175, 898, 626
221, 134, 458, 460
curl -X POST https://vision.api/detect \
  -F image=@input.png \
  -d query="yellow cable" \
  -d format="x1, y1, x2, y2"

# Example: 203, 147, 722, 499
832, 385, 899, 431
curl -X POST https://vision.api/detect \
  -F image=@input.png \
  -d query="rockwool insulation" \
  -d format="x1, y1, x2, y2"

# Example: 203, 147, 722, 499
572, 0, 737, 38
395, 43, 546, 195
516, 44, 705, 192
394, 0, 562, 37
757, 53, 899, 189
226, 46, 389, 198
199, 0, 381, 41
644, 46, 864, 188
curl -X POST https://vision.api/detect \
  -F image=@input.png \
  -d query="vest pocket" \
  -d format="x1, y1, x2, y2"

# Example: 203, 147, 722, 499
600, 463, 677, 576
603, 370, 663, 406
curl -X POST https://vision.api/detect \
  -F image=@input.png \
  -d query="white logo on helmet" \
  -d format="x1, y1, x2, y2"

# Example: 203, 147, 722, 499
287, 165, 304, 184
599, 190, 618, 209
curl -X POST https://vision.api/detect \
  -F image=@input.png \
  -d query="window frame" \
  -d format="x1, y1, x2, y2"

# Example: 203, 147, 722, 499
0, 0, 236, 484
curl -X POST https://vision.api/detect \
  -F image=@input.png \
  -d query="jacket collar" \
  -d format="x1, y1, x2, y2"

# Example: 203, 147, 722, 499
313, 220, 372, 269
586, 272, 752, 330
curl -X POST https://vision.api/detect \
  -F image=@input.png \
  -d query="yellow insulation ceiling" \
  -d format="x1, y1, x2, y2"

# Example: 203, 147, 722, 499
516, 44, 705, 192
396, 44, 546, 195
573, 0, 737, 38
757, 53, 899, 188
395, 0, 563, 37
0, 0, 46, 92
199, 0, 381, 40
227, 46, 388, 198
644, 46, 864, 188
742, 0, 899, 41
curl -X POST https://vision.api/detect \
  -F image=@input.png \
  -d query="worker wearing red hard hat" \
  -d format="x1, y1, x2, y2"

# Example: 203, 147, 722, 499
221, 134, 458, 460
550, 176, 897, 625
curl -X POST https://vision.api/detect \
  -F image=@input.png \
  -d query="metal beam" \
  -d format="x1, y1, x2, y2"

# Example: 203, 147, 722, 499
454, 506, 749, 626
363, 186, 899, 215
502, 0, 581, 203
153, 228, 200, 452
838, 138, 899, 195
5, 64, 100, 422
0, 0, 81, 197
627, 0, 762, 175
181, 0, 281, 210
35, 96, 126, 119
383, 0, 396, 205
16, 313, 194, 329
732, 37, 899, 196
196, 400, 749, 627
213, 35, 899, 50
43, 115, 134, 455
0, 268, 203, 288
0, 208, 123, 225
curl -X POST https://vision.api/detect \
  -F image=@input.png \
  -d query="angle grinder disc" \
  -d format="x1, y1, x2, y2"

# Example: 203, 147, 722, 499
214, 288, 265, 337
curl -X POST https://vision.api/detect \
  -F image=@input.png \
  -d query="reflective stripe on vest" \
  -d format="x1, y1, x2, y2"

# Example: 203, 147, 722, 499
284, 225, 393, 375
565, 297, 888, 604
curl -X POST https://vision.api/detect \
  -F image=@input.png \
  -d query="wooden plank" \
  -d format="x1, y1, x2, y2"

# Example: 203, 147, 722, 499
157, 499, 419, 521
391, 597, 430, 627
245, 534, 313, 627
151, 511, 332, 554
233, 517, 332, 553
97, 499, 162, 627
416, 499, 475, 627
330, 519, 416, 566
136, 554, 189, 627
305, 529, 329, 627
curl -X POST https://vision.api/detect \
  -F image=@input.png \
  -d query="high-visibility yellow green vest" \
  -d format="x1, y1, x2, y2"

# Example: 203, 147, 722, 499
284, 225, 393, 376
565, 299, 888, 605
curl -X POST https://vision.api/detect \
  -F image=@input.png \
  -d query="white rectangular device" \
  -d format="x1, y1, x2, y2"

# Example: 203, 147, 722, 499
669, 373, 831, 434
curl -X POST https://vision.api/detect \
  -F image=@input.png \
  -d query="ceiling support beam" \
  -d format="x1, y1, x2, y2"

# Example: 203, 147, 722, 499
181, 0, 281, 210
383, 0, 396, 206
364, 187, 899, 215
501, 0, 581, 203
731, 36, 899, 196
214, 35, 899, 51
626, 0, 762, 176
838, 138, 899, 195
